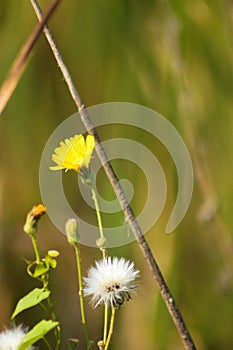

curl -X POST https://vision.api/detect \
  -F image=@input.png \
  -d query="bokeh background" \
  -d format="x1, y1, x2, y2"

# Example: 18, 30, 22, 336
0, 0, 233, 349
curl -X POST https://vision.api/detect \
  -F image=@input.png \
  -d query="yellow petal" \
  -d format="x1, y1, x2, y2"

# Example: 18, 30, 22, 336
50, 134, 95, 172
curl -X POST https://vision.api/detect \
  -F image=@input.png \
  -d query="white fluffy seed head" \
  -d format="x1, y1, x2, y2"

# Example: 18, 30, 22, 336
0, 325, 34, 350
83, 257, 140, 308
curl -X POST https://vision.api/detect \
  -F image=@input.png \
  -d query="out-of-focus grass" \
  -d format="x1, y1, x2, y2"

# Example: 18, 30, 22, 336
0, 0, 232, 349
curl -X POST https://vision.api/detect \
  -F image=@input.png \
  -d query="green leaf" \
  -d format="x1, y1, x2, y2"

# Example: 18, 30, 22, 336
33, 261, 49, 277
18, 320, 59, 350
27, 261, 49, 278
11, 288, 50, 319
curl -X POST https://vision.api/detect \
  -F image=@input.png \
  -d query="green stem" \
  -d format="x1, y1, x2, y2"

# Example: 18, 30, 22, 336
104, 307, 116, 350
90, 186, 109, 344
42, 275, 60, 349
43, 336, 53, 350
74, 243, 91, 349
90, 187, 104, 239
103, 305, 109, 344
46, 294, 61, 350
30, 234, 40, 263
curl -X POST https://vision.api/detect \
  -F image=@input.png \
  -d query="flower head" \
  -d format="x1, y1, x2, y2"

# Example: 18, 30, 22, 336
83, 257, 139, 308
0, 325, 34, 350
23, 204, 46, 235
49, 134, 95, 172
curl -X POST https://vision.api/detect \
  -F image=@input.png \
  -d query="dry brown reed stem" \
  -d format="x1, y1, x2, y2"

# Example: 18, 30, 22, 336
0, 0, 61, 115
30, 1, 197, 349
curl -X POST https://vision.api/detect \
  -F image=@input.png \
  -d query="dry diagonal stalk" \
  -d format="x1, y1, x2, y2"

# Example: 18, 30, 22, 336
0, 0, 61, 115
31, 1, 197, 349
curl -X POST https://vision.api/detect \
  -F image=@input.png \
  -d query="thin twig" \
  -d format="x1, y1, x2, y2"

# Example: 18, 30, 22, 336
30, 1, 197, 349
0, 0, 61, 115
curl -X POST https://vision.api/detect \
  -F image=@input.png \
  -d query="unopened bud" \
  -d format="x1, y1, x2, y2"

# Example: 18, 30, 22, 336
47, 250, 60, 258
66, 218, 80, 245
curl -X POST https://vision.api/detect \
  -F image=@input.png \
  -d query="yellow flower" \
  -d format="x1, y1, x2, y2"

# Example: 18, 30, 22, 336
50, 134, 95, 172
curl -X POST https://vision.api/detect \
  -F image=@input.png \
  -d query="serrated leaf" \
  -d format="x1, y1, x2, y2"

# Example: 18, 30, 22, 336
11, 288, 50, 319
18, 320, 59, 350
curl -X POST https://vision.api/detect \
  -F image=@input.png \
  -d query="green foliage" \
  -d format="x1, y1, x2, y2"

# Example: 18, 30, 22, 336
18, 320, 59, 350
9, 207, 61, 349
0, 0, 232, 349
27, 254, 58, 279
11, 288, 50, 319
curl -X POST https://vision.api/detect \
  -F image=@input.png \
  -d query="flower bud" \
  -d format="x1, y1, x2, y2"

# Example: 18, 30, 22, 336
47, 250, 60, 258
65, 218, 80, 245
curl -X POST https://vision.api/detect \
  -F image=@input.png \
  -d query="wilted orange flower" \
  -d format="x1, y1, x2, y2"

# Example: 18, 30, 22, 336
24, 204, 46, 235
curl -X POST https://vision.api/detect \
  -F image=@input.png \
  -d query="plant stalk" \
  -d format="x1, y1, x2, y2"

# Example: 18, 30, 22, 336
104, 307, 116, 350
74, 243, 91, 349
30, 2, 197, 348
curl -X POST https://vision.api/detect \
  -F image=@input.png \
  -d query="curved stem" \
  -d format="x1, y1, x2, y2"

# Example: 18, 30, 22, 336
104, 307, 116, 350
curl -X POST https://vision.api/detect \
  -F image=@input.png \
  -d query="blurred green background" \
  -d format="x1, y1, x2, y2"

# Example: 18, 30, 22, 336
0, 0, 233, 349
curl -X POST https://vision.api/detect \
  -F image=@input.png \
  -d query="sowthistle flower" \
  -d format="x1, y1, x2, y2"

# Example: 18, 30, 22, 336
83, 257, 139, 308
23, 204, 46, 235
0, 325, 34, 350
49, 134, 95, 172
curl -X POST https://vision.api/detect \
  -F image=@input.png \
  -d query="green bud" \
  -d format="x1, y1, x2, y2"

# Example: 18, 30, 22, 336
66, 218, 80, 245
47, 250, 60, 258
